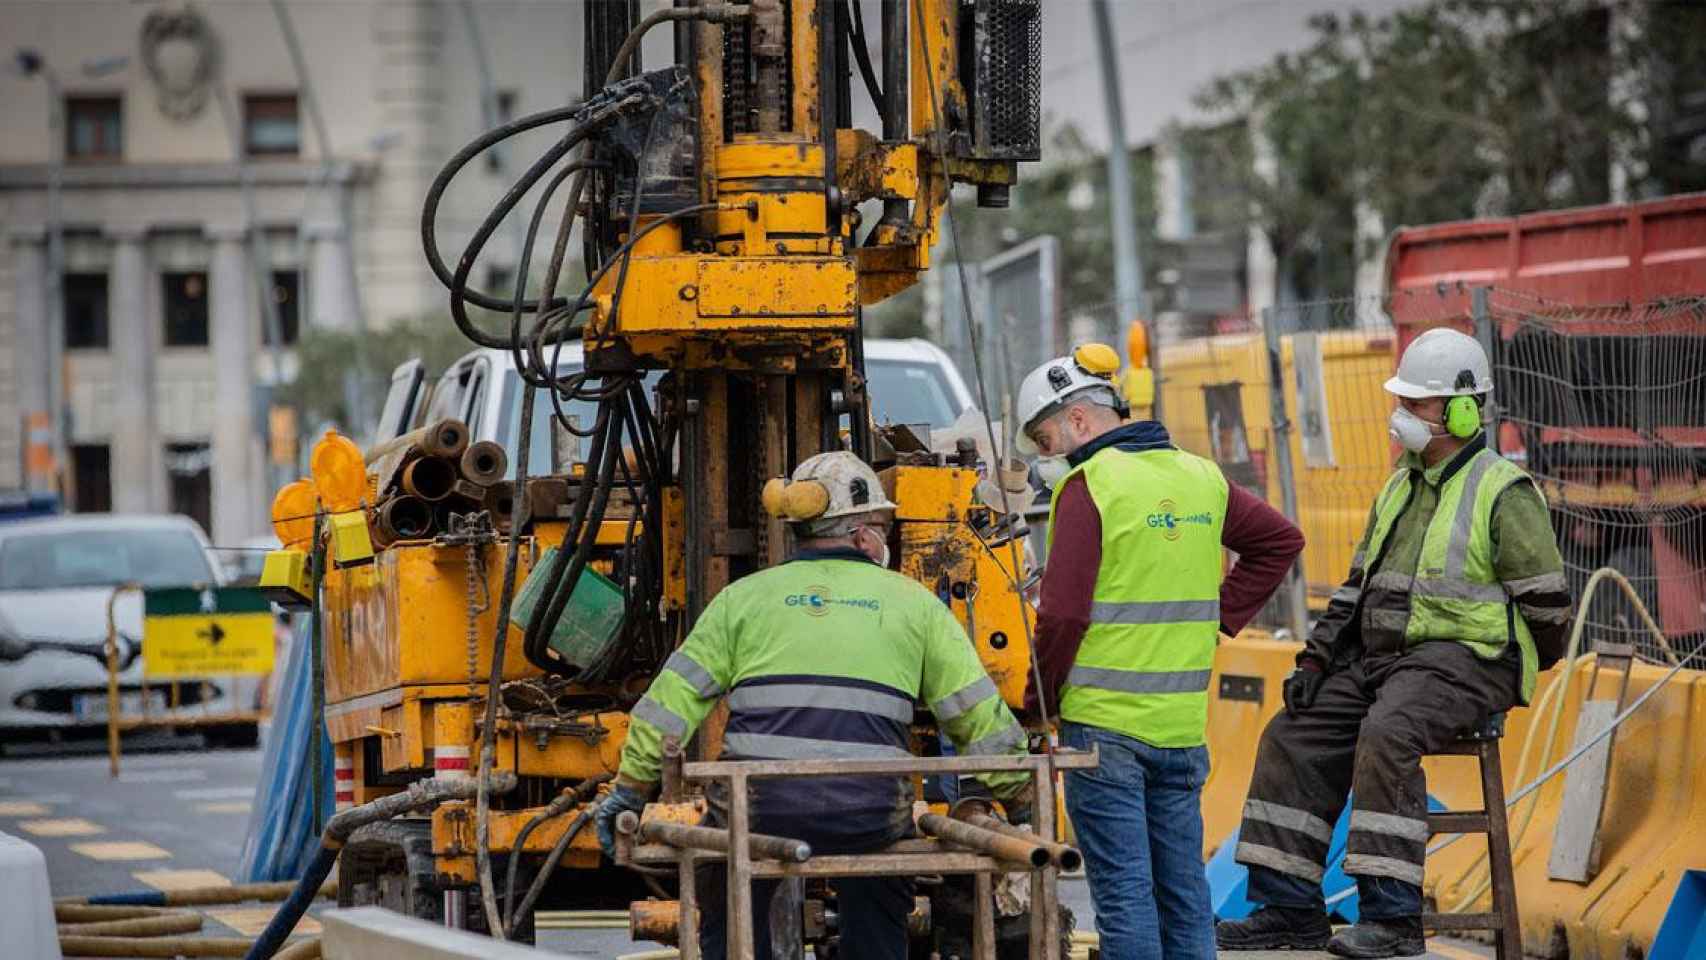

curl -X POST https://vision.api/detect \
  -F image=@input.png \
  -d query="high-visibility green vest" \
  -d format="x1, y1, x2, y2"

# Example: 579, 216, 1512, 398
1362, 447, 1541, 701
1047, 446, 1228, 748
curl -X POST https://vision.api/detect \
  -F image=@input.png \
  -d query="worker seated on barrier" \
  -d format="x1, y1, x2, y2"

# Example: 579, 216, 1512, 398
595, 451, 1034, 960
1217, 329, 1571, 959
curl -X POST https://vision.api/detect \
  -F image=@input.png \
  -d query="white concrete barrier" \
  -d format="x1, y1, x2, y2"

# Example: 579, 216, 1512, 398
0, 830, 62, 960
321, 906, 600, 960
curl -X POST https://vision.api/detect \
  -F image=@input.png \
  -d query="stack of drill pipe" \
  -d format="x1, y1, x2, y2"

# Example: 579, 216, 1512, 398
916, 813, 1051, 868
956, 811, 1083, 871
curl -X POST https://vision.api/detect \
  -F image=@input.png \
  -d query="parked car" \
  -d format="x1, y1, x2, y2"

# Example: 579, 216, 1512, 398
0, 514, 259, 749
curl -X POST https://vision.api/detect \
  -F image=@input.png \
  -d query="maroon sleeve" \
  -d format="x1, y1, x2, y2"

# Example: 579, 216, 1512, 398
1218, 478, 1306, 636
1024, 473, 1099, 717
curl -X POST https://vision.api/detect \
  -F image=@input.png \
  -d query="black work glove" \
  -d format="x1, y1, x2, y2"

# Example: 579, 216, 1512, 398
593, 781, 650, 860
1282, 657, 1327, 717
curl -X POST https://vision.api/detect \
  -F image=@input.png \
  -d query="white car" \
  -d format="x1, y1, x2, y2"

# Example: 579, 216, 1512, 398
0, 514, 258, 747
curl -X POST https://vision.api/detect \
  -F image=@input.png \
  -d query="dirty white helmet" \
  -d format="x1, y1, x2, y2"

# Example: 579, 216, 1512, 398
1013, 343, 1127, 455
762, 451, 896, 525
1385, 328, 1493, 399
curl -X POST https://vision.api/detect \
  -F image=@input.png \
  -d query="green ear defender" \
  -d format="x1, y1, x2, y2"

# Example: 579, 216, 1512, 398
1444, 394, 1481, 439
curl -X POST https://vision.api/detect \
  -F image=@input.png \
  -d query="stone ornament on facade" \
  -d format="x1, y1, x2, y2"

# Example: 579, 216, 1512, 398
141, 6, 218, 123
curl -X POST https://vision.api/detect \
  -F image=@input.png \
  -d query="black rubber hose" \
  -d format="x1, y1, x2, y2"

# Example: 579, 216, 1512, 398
507, 160, 602, 384
501, 774, 611, 933
846, 0, 885, 122
508, 809, 595, 937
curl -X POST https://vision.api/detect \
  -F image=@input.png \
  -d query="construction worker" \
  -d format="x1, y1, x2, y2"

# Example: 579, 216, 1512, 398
1016, 344, 1306, 960
1217, 328, 1570, 958
594, 451, 1033, 960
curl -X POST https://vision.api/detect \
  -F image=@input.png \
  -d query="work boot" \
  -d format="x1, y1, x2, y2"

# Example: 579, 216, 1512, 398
1327, 917, 1425, 958
1215, 905, 1332, 951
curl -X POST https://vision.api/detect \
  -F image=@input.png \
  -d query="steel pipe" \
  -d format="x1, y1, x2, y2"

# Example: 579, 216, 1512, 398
461, 441, 509, 486
960, 812, 1082, 872
376, 496, 434, 542
629, 899, 681, 946
365, 418, 469, 464
401, 456, 458, 501
615, 812, 813, 864
916, 813, 1049, 869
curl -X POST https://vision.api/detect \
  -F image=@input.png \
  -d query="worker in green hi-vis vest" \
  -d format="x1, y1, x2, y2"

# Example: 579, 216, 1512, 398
1015, 344, 1305, 960
1218, 328, 1571, 958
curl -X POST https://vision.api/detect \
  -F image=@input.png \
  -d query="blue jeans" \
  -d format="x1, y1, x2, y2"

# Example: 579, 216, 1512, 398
1062, 721, 1215, 960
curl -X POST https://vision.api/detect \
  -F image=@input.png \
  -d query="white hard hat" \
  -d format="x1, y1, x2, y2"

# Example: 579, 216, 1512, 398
761, 451, 896, 524
1384, 327, 1493, 399
1013, 343, 1125, 454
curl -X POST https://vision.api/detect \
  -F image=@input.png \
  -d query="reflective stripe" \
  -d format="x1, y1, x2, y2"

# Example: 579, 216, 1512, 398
1365, 570, 1412, 593
1067, 665, 1213, 695
1349, 809, 1430, 843
1444, 452, 1499, 579
1089, 599, 1220, 625
1235, 841, 1324, 883
1342, 852, 1425, 885
1412, 578, 1507, 603
1517, 601, 1572, 624
1349, 550, 1366, 574
1243, 799, 1334, 844
1366, 608, 1409, 634
632, 696, 688, 739
931, 675, 999, 723
726, 683, 913, 724
721, 732, 912, 761
961, 721, 1025, 757
1504, 571, 1568, 596
664, 650, 723, 698
1330, 583, 1361, 606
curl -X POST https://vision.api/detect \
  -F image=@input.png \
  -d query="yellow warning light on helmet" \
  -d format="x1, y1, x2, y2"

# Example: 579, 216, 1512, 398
1074, 342, 1122, 378
271, 479, 317, 549
310, 429, 366, 514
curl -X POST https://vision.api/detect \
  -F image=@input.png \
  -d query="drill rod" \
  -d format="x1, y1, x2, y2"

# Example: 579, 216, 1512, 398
620, 813, 813, 863
958, 812, 1083, 871
917, 813, 1050, 868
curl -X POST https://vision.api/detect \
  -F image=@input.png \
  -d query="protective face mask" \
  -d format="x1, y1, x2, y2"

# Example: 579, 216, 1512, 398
1388, 406, 1442, 453
1034, 455, 1071, 489
859, 526, 892, 568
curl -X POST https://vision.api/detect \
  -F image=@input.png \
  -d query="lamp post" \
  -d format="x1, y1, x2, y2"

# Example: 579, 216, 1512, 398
14, 48, 131, 497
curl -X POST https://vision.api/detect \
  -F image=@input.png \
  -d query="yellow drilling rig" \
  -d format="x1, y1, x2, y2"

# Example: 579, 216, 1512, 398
266, 1, 1054, 954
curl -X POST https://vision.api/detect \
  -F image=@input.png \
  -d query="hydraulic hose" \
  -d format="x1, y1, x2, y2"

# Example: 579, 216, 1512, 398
503, 775, 612, 934
507, 809, 596, 937
242, 772, 517, 960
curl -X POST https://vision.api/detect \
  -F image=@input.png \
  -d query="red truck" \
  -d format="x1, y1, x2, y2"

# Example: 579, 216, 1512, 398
1385, 192, 1706, 654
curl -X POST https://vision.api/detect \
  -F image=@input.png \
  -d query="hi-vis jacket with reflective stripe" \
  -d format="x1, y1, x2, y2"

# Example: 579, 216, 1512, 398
1047, 446, 1229, 748
618, 548, 1028, 846
1304, 437, 1571, 704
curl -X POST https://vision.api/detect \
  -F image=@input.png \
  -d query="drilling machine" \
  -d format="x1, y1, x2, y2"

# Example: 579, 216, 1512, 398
281, 1, 1051, 953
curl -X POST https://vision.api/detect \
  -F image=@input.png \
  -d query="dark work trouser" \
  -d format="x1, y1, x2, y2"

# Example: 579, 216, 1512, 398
696, 864, 913, 960
1234, 641, 1518, 919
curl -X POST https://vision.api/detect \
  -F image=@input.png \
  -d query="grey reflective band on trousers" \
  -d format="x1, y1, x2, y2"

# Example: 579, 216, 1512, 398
1343, 852, 1425, 886
632, 695, 688, 739
1349, 809, 1430, 843
1088, 599, 1221, 624
663, 650, 723, 698
1236, 840, 1325, 882
930, 675, 999, 723
721, 732, 913, 760
1243, 798, 1334, 845
1066, 665, 1213, 695
726, 683, 914, 724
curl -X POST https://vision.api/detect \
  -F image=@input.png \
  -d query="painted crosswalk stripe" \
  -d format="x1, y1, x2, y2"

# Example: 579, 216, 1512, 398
118, 768, 207, 785
195, 801, 253, 815
0, 801, 52, 817
207, 907, 320, 937
19, 818, 105, 838
134, 868, 232, 891
174, 786, 255, 801
70, 840, 173, 861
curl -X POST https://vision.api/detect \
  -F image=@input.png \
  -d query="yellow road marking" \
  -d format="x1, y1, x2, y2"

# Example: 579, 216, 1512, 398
0, 801, 51, 817
1428, 940, 1489, 960
195, 801, 252, 815
18, 818, 105, 837
206, 907, 320, 937
133, 868, 232, 891
70, 840, 173, 861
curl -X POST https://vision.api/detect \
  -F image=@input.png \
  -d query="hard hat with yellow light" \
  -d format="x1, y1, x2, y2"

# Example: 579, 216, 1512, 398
1013, 343, 1128, 454
761, 451, 896, 526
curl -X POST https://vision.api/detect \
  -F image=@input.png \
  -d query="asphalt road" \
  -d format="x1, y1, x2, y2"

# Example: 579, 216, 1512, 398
3, 744, 1491, 959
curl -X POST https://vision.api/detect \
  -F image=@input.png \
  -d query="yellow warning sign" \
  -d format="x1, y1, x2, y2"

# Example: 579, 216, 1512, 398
143, 587, 276, 678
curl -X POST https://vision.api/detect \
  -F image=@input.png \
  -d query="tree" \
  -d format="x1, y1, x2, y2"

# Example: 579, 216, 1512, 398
1197, 0, 1706, 307
279, 314, 475, 437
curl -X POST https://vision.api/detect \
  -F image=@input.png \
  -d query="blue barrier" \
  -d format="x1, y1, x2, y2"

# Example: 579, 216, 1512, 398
237, 616, 333, 882
1652, 870, 1706, 959
1207, 795, 1445, 922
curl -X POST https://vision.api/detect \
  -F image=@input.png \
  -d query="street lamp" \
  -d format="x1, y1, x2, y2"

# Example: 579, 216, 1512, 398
13, 48, 131, 496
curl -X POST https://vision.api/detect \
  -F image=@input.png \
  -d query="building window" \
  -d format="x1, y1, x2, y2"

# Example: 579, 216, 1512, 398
66, 96, 123, 161
486, 90, 518, 172
163, 271, 210, 346
244, 93, 300, 158
70, 444, 111, 513
485, 264, 515, 299
64, 273, 110, 348
263, 270, 300, 345
166, 442, 212, 534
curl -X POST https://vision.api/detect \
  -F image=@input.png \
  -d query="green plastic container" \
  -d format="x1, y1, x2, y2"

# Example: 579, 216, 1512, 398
510, 547, 626, 672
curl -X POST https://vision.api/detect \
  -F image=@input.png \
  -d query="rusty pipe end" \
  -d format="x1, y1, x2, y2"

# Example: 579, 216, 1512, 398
401, 456, 457, 501
421, 419, 470, 459
460, 441, 508, 487
615, 810, 641, 835
1057, 846, 1083, 872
